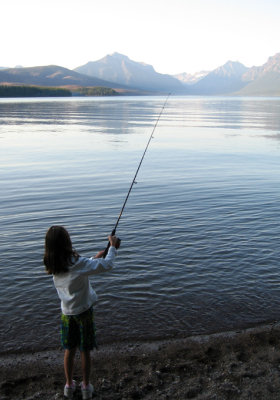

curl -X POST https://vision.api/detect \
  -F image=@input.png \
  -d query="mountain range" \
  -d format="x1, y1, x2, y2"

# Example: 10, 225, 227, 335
1, 52, 280, 96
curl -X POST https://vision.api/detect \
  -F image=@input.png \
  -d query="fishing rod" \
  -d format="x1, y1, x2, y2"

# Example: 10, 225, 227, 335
103, 93, 170, 257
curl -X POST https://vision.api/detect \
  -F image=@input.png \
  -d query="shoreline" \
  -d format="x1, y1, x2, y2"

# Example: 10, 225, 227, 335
1, 322, 280, 399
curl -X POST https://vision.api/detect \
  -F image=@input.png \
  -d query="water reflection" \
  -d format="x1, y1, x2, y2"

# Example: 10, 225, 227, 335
166, 96, 280, 133
0, 97, 164, 136
1, 96, 280, 139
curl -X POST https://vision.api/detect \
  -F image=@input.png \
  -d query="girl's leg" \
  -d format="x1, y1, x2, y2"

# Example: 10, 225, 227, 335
64, 347, 77, 386
81, 350, 91, 386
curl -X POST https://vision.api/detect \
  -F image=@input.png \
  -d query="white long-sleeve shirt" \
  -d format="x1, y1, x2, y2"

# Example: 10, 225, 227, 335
53, 246, 117, 315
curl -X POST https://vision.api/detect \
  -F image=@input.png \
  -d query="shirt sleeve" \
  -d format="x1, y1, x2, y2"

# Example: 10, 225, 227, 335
78, 246, 117, 276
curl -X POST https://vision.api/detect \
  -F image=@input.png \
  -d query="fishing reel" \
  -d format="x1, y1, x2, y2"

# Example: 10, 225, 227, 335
115, 237, 121, 249
111, 228, 121, 249
102, 229, 121, 258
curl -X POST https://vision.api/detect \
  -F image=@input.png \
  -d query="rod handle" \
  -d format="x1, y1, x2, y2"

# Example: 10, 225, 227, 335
102, 229, 121, 258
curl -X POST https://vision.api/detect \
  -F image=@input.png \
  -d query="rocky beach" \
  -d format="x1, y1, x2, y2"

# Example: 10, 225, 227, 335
1, 323, 280, 399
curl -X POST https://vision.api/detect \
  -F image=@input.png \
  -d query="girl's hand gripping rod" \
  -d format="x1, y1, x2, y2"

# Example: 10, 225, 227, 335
102, 94, 170, 258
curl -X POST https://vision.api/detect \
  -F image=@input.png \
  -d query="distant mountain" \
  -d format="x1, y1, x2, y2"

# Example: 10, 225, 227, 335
243, 53, 280, 81
189, 61, 249, 95
0, 65, 125, 88
75, 53, 186, 93
235, 53, 280, 96
174, 71, 209, 85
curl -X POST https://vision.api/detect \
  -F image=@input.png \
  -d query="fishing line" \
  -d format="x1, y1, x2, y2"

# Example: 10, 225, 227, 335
103, 93, 170, 256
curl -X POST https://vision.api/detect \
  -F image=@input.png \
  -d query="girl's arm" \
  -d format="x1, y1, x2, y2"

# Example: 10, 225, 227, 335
94, 250, 106, 259
79, 235, 119, 275
92, 235, 119, 259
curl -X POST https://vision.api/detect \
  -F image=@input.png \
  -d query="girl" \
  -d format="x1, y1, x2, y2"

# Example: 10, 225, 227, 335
44, 225, 119, 400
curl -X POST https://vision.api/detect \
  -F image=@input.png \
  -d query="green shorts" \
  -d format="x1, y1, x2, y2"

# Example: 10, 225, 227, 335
61, 307, 97, 351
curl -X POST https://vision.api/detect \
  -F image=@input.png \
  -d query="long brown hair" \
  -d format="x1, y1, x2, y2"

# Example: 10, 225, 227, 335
44, 226, 79, 275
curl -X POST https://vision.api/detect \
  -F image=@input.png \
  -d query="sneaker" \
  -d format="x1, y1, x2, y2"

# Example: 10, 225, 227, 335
64, 380, 76, 399
81, 383, 94, 399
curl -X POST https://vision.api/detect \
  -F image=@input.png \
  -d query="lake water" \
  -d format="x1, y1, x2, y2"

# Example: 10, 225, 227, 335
1, 95, 280, 354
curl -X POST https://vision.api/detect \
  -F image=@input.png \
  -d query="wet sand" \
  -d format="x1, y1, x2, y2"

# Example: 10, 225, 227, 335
1, 323, 280, 399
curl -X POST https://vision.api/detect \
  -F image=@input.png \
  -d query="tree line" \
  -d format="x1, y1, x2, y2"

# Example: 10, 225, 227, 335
0, 85, 71, 97
0, 85, 119, 98
72, 87, 119, 96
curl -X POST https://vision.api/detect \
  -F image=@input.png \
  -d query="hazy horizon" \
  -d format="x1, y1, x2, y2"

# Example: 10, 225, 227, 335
1, 50, 278, 78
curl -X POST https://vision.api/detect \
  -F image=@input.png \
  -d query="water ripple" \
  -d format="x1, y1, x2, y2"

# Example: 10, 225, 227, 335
1, 97, 280, 352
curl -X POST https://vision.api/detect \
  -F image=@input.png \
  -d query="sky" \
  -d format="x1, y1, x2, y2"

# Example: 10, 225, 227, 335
1, 0, 280, 74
